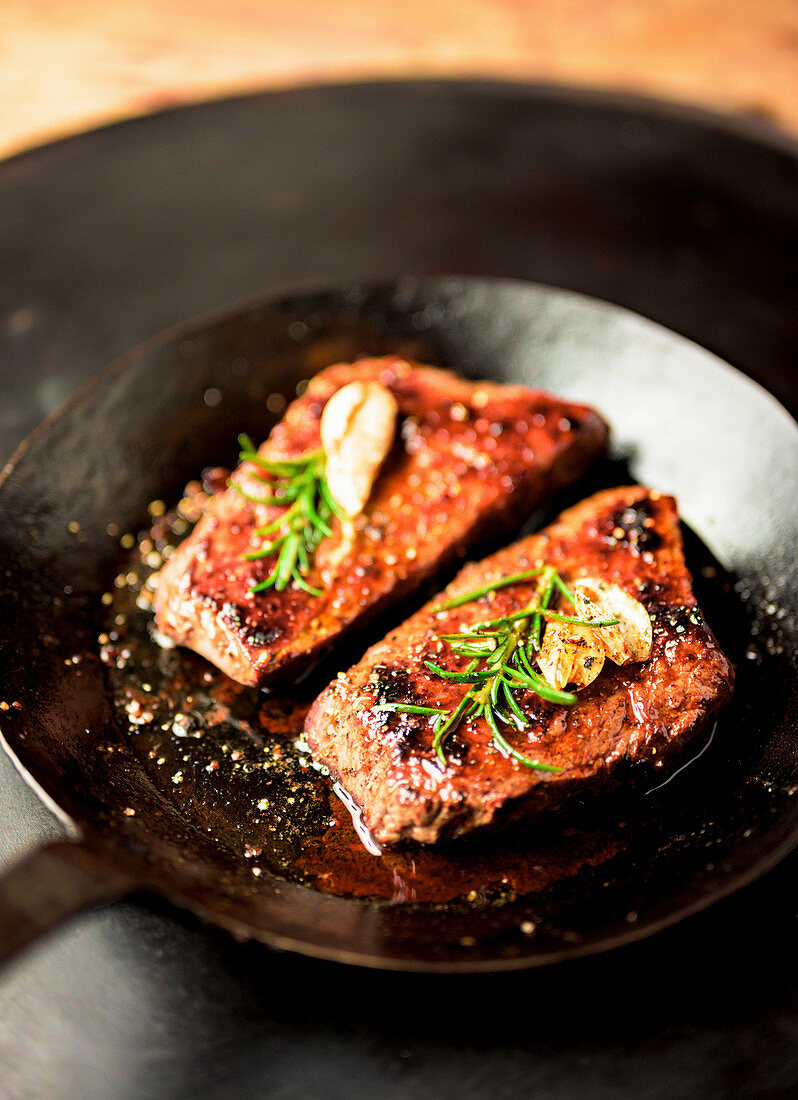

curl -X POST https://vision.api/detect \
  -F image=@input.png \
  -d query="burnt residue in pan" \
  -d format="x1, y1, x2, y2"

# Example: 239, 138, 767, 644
96, 477, 778, 911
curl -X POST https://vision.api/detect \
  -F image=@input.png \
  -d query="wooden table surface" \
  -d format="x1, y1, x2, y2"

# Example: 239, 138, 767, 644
3, 0, 798, 159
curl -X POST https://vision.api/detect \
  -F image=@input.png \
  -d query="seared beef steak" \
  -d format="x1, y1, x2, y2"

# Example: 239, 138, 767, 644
155, 358, 607, 686
305, 487, 734, 845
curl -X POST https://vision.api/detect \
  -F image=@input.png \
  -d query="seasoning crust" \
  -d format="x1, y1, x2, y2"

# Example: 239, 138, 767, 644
304, 487, 735, 845
154, 357, 608, 686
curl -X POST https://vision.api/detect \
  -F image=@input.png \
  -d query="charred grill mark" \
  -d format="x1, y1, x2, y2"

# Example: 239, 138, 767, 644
635, 578, 666, 605
441, 728, 470, 764
605, 500, 662, 554
220, 601, 244, 628
219, 600, 284, 649
366, 664, 472, 762
243, 625, 284, 648
389, 717, 430, 757
367, 664, 415, 704
657, 605, 707, 636
386, 714, 471, 763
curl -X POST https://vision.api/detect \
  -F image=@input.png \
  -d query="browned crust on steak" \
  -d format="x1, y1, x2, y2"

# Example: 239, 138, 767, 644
304, 487, 735, 845
154, 357, 608, 686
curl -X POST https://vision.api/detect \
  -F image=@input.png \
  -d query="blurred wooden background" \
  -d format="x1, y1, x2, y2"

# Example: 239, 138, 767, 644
3, 0, 798, 158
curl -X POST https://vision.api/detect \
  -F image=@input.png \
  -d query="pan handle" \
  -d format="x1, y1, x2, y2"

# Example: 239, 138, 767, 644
0, 839, 134, 965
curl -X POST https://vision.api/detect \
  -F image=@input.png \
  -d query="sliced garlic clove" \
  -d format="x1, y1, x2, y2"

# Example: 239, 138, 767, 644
320, 381, 398, 517
536, 621, 605, 691
569, 577, 653, 665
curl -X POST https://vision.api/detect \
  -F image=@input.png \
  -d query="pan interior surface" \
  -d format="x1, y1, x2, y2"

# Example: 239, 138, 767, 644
0, 277, 795, 971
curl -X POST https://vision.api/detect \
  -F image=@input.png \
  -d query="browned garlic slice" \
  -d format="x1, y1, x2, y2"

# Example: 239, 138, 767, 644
569, 577, 653, 665
320, 381, 398, 517
537, 621, 605, 691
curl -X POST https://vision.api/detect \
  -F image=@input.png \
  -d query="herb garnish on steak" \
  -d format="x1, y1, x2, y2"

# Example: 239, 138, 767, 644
154, 357, 608, 687
304, 487, 734, 846
375, 565, 625, 770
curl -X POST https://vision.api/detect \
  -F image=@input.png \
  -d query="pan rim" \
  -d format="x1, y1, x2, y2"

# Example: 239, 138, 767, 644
4, 76, 798, 171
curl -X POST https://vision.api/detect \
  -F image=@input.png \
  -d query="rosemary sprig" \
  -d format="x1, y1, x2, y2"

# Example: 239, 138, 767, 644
376, 566, 619, 771
231, 434, 343, 597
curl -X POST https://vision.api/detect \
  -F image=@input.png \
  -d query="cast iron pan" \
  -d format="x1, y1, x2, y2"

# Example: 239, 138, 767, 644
1, 277, 796, 972
0, 277, 795, 971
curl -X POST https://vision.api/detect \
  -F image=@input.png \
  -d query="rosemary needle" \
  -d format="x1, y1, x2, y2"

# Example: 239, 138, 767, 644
438, 568, 546, 609
232, 434, 343, 596
376, 565, 620, 771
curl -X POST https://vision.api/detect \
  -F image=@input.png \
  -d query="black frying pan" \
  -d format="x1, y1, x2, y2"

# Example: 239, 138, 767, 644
0, 277, 795, 971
